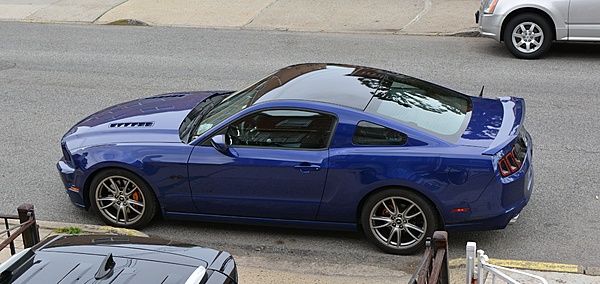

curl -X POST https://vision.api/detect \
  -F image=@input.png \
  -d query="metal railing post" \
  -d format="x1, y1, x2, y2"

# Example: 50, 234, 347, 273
3, 218, 17, 255
17, 203, 40, 248
408, 231, 450, 284
431, 231, 449, 284
466, 242, 477, 284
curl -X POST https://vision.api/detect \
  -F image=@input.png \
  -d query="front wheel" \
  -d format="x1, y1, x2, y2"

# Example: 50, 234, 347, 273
503, 13, 552, 59
89, 169, 157, 229
361, 189, 438, 255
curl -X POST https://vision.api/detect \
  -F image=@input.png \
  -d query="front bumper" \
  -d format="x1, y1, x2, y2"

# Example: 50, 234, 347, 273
57, 159, 86, 208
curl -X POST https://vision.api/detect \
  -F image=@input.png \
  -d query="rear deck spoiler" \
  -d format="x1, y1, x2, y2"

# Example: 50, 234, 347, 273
482, 96, 525, 155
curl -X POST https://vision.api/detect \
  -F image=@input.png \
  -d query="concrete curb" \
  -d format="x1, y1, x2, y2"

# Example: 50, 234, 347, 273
36, 220, 148, 238
2, 17, 480, 38
449, 257, 600, 276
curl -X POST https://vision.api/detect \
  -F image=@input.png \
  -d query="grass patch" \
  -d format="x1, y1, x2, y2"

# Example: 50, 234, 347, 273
54, 226, 83, 235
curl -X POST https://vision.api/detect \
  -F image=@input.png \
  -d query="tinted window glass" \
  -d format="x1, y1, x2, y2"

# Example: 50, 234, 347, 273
227, 109, 335, 149
193, 79, 268, 138
353, 121, 407, 146
365, 75, 472, 143
255, 65, 382, 110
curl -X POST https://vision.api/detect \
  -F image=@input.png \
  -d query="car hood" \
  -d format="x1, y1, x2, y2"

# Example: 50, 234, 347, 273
4, 235, 235, 284
62, 91, 222, 148
456, 96, 525, 152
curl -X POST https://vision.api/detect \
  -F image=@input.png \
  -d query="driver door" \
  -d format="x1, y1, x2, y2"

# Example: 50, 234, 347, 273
188, 109, 336, 220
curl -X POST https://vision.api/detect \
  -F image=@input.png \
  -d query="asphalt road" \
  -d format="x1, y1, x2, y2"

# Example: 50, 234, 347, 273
1, 22, 599, 273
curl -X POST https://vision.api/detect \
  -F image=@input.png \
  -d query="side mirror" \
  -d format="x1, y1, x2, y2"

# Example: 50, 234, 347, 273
210, 134, 228, 153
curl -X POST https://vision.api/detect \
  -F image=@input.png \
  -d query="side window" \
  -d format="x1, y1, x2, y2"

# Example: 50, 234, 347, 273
227, 109, 335, 149
352, 121, 408, 146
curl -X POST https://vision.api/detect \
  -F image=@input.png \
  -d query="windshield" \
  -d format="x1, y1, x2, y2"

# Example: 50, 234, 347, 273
191, 78, 269, 139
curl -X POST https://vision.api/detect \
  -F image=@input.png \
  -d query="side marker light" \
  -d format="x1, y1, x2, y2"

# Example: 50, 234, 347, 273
451, 208, 471, 213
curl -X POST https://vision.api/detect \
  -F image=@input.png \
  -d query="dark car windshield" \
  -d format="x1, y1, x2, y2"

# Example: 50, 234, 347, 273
365, 75, 472, 143
192, 77, 270, 139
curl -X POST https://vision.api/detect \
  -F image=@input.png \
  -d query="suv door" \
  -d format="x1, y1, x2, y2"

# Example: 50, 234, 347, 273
568, 0, 600, 40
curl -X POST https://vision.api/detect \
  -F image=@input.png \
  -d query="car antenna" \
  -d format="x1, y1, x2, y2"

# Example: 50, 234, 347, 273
479, 86, 485, 97
95, 253, 116, 279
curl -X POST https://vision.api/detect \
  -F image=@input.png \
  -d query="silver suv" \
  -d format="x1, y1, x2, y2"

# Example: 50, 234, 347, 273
476, 0, 600, 59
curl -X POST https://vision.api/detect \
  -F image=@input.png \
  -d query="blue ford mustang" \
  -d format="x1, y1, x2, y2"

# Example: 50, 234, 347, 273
57, 63, 534, 254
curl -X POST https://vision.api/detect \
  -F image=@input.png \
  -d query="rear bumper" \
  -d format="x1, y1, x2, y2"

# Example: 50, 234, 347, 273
445, 193, 529, 231
446, 149, 534, 232
476, 8, 503, 41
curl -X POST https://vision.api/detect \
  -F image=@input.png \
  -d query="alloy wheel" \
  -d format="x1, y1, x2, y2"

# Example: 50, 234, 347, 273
510, 21, 544, 54
368, 196, 427, 250
94, 175, 146, 226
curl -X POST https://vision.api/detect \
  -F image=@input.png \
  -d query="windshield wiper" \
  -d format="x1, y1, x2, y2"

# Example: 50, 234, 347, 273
183, 93, 230, 143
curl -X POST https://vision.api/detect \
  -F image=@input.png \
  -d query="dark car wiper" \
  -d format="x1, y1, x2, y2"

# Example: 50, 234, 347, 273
181, 92, 230, 143
181, 112, 206, 143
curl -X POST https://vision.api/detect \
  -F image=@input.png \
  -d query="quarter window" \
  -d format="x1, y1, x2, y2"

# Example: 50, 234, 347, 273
353, 121, 407, 146
227, 109, 335, 149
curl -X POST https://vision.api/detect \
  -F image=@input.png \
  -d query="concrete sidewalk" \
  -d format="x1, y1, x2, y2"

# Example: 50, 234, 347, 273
0, 0, 480, 35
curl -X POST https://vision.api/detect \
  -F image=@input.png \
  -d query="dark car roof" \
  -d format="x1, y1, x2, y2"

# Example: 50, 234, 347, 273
245, 63, 473, 143
254, 63, 384, 110
0, 235, 235, 284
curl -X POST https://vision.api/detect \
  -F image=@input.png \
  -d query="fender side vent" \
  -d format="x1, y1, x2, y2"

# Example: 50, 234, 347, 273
109, 122, 154, 128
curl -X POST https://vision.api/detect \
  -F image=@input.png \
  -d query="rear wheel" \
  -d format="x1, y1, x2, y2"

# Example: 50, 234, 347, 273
503, 13, 552, 59
89, 169, 157, 229
361, 189, 437, 255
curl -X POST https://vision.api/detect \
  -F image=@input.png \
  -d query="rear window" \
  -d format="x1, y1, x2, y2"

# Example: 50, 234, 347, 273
365, 75, 472, 143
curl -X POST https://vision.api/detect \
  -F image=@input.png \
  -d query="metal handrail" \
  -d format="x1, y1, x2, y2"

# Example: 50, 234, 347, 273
1, 215, 19, 255
409, 231, 449, 284
0, 216, 35, 254
466, 242, 548, 284
0, 204, 40, 257
409, 239, 433, 284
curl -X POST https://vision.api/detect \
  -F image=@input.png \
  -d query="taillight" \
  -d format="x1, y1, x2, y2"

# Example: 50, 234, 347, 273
499, 149, 522, 177
498, 132, 527, 177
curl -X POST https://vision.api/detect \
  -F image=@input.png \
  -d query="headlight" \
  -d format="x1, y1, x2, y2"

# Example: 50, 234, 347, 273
482, 0, 499, 14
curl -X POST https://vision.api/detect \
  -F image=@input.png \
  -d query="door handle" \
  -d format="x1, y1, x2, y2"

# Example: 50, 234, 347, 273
294, 163, 320, 173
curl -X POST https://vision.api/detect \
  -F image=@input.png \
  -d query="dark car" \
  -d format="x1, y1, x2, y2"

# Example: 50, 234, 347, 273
0, 235, 237, 284
57, 63, 534, 254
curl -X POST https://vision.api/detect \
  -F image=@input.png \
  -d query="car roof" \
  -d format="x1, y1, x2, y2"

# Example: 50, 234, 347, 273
248, 63, 473, 144
254, 63, 392, 110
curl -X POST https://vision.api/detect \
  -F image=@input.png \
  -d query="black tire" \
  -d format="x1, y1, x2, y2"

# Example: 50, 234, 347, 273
503, 13, 552, 59
89, 169, 157, 229
361, 188, 438, 255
